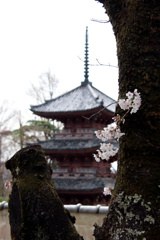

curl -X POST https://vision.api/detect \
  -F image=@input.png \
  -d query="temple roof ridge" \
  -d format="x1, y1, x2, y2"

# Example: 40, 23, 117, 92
30, 82, 116, 114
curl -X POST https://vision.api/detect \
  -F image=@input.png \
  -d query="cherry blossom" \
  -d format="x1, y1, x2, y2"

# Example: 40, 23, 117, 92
94, 89, 141, 162
95, 123, 125, 142
4, 180, 13, 190
118, 98, 131, 110
93, 154, 101, 162
118, 89, 141, 114
94, 143, 118, 161
103, 187, 112, 196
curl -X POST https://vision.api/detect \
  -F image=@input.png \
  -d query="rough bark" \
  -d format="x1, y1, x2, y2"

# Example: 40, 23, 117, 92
94, 0, 160, 239
5, 145, 83, 240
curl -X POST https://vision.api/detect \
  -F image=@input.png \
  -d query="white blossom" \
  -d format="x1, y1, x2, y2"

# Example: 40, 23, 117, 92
94, 89, 141, 162
118, 98, 131, 110
126, 91, 134, 99
94, 143, 118, 161
4, 180, 13, 190
103, 187, 112, 196
93, 154, 101, 162
118, 89, 141, 113
95, 123, 124, 142
114, 127, 125, 141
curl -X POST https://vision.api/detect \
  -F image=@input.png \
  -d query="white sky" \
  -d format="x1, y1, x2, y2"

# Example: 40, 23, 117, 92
0, 0, 118, 124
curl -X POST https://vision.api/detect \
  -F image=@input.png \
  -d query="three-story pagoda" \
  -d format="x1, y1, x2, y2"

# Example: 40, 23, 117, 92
30, 27, 117, 205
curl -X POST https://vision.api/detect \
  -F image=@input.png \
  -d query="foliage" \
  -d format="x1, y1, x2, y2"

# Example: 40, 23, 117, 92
27, 119, 59, 140
27, 70, 58, 104
11, 119, 59, 148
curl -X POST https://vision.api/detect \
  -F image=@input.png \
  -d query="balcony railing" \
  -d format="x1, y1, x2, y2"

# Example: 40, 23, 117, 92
53, 128, 97, 139
52, 167, 116, 178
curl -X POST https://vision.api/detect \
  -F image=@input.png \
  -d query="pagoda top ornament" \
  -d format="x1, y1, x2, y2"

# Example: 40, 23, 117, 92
81, 26, 92, 86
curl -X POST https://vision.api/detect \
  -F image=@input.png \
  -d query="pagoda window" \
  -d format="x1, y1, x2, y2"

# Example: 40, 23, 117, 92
69, 198, 79, 204
64, 129, 71, 133
84, 157, 90, 162
72, 128, 77, 133
66, 124, 72, 128
83, 198, 91, 205
63, 157, 70, 163
106, 167, 111, 173
75, 118, 81, 124
66, 119, 72, 127
73, 157, 80, 163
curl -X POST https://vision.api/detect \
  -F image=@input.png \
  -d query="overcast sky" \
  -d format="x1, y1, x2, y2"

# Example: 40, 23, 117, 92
0, 0, 118, 124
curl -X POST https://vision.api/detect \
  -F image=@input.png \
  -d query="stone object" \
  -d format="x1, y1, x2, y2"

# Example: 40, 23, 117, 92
5, 145, 83, 240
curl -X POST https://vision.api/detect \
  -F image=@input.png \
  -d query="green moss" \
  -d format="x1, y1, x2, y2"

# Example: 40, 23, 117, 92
6, 145, 83, 240
95, 0, 160, 239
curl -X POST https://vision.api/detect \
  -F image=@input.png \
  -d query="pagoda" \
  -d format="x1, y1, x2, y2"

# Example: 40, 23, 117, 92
30, 27, 117, 205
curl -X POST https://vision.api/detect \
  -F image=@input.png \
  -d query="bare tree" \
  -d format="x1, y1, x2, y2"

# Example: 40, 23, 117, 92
0, 101, 15, 198
28, 70, 58, 104
0, 101, 16, 162
26, 69, 61, 142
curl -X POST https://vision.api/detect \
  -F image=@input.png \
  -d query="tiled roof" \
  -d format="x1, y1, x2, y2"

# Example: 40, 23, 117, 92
53, 177, 115, 191
36, 138, 118, 151
31, 82, 116, 114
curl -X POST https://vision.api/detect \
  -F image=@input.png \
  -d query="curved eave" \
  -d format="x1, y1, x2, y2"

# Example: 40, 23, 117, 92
31, 106, 114, 119
43, 147, 99, 155
53, 177, 115, 192
44, 149, 118, 163
56, 189, 102, 194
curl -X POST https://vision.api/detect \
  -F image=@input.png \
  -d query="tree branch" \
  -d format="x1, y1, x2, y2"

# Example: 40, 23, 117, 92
83, 102, 116, 120
95, 0, 123, 26
91, 18, 110, 23
78, 56, 118, 68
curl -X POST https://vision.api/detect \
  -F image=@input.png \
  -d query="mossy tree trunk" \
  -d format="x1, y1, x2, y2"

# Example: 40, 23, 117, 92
6, 145, 83, 240
94, 0, 160, 239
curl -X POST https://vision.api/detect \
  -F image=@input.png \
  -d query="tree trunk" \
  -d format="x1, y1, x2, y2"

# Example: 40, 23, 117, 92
5, 145, 83, 240
94, 0, 160, 239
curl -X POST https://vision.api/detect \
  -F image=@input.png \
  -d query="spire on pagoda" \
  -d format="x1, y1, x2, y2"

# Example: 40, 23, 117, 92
81, 26, 92, 86
84, 26, 89, 82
